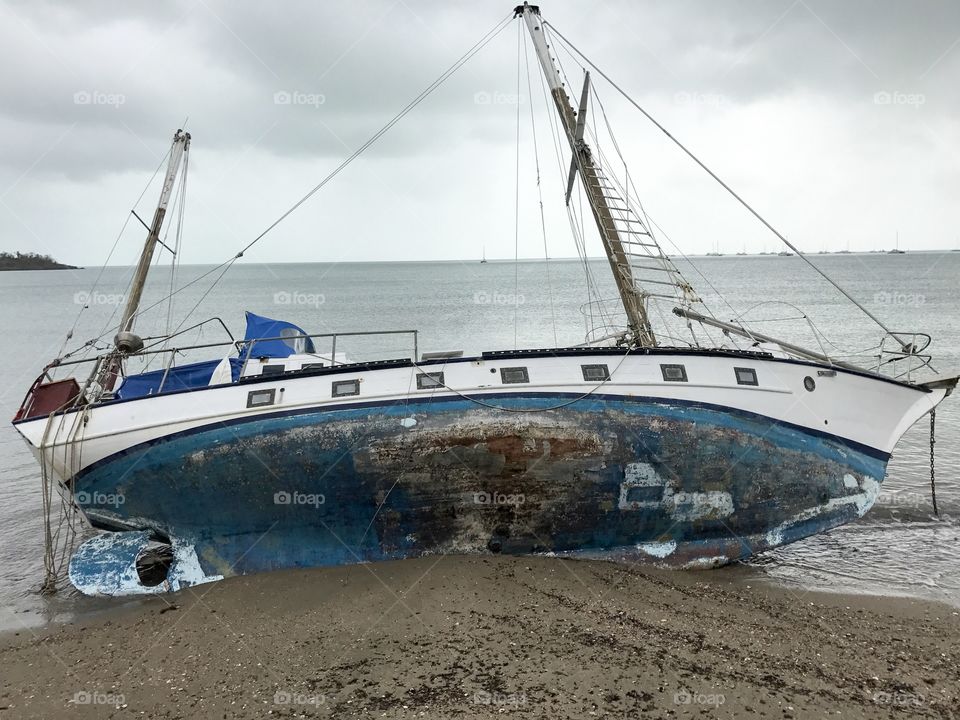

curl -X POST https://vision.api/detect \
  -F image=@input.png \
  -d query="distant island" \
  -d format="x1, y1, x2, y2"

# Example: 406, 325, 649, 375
0, 251, 78, 271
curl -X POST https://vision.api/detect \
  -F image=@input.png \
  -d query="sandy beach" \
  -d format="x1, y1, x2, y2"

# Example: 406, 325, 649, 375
2, 556, 958, 718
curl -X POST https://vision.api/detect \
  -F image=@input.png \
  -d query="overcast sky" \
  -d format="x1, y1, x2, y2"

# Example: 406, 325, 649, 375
1, 0, 958, 266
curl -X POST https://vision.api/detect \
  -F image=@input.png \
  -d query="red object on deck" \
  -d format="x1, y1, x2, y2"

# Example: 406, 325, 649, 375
14, 378, 81, 421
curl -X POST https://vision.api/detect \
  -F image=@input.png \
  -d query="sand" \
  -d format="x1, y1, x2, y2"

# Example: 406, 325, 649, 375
1, 555, 958, 718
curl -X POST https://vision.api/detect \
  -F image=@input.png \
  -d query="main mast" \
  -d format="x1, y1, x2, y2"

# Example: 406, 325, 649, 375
516, 3, 656, 347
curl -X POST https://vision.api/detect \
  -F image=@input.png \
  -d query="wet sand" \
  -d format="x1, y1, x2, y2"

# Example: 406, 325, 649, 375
1, 555, 958, 718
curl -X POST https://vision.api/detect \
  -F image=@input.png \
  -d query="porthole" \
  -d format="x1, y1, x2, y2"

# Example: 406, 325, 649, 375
332, 379, 360, 397
660, 364, 687, 382
301, 362, 325, 371
416, 372, 444, 389
246, 388, 276, 408
261, 364, 285, 376
734, 367, 758, 386
500, 367, 529, 384
581, 364, 610, 382
803, 376, 816, 392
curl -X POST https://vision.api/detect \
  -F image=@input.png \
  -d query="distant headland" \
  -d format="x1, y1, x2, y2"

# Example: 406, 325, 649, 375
0, 252, 78, 271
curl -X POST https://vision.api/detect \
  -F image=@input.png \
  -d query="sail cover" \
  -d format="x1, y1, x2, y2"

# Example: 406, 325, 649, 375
240, 311, 316, 358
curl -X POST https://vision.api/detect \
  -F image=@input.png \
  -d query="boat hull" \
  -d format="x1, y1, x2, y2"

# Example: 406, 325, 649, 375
70, 393, 888, 578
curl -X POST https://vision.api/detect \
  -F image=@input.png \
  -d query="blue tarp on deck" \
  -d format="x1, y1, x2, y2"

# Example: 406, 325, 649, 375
239, 311, 315, 359
116, 358, 242, 400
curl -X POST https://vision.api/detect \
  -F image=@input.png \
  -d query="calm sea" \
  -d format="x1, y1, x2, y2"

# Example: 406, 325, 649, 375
1, 253, 958, 630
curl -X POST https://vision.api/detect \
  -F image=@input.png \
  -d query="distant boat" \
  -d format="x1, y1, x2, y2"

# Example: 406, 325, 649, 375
706, 240, 723, 256
888, 231, 906, 254
480, 245, 488, 263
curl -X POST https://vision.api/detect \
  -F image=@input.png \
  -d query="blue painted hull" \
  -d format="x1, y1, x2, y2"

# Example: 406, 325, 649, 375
74, 394, 888, 578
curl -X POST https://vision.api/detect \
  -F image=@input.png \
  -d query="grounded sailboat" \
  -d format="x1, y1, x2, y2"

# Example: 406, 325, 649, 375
12, 4, 956, 596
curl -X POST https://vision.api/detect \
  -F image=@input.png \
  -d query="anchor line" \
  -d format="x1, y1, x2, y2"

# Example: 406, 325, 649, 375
930, 408, 939, 518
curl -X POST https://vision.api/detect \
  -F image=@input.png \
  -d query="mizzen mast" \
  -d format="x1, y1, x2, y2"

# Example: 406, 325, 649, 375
117, 129, 190, 338
516, 3, 656, 346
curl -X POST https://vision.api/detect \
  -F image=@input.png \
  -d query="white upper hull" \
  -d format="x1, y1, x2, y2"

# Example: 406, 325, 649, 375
14, 349, 944, 485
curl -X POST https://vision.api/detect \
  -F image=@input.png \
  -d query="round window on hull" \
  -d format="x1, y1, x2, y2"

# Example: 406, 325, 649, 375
803, 376, 816, 392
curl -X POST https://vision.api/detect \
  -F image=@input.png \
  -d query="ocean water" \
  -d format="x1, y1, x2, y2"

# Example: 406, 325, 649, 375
1, 253, 958, 630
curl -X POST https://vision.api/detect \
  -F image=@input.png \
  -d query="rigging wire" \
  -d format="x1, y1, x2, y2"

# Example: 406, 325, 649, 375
57, 149, 172, 361
60, 13, 515, 359
513, 19, 522, 350
521, 26, 559, 347
543, 19, 909, 351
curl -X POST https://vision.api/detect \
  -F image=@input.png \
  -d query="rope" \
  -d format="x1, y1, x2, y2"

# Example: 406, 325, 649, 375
930, 407, 939, 518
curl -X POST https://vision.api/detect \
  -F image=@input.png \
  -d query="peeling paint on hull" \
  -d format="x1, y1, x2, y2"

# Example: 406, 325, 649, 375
71, 395, 888, 589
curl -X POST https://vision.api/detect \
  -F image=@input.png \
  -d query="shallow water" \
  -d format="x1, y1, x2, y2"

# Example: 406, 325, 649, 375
1, 252, 958, 630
